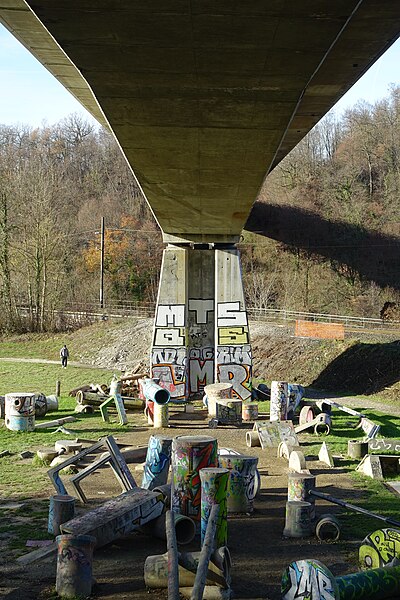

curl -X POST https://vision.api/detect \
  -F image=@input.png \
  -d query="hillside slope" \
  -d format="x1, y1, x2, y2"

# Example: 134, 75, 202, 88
68, 318, 400, 400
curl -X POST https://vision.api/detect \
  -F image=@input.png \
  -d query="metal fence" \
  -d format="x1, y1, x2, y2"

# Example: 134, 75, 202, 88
16, 302, 400, 332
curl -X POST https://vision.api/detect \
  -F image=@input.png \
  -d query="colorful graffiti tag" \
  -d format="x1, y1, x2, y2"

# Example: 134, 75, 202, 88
281, 559, 339, 600
171, 436, 218, 526
200, 467, 229, 548
359, 528, 400, 569
218, 455, 258, 513
141, 435, 172, 490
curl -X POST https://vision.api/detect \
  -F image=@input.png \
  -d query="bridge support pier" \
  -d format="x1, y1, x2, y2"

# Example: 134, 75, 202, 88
151, 243, 252, 402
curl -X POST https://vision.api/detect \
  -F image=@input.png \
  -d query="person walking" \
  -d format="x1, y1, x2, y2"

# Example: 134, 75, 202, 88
60, 344, 69, 368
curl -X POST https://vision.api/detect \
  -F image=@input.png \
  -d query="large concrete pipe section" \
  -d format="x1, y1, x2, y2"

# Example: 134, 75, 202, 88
144, 546, 231, 589
141, 435, 173, 490
171, 436, 218, 528
48, 495, 75, 536
140, 378, 171, 405
200, 467, 229, 548
141, 512, 196, 545
5, 393, 35, 431
56, 534, 96, 599
270, 381, 288, 422
218, 455, 258, 514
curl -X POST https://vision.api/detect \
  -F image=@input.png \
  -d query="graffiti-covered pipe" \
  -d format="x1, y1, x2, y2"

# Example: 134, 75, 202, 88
288, 473, 316, 521
141, 512, 196, 545
281, 559, 339, 600
191, 504, 220, 600
144, 547, 231, 589
48, 495, 75, 536
171, 435, 218, 527
56, 534, 96, 599
200, 467, 229, 548
141, 435, 172, 490
204, 383, 232, 418
153, 483, 172, 507
337, 566, 400, 600
270, 381, 288, 422
283, 501, 313, 538
282, 558, 400, 600
218, 454, 258, 514
5, 392, 35, 431
242, 402, 258, 422
140, 378, 170, 405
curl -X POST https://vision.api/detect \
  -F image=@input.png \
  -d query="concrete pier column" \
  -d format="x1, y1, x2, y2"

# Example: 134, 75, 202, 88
151, 245, 189, 401
215, 247, 252, 401
151, 242, 252, 402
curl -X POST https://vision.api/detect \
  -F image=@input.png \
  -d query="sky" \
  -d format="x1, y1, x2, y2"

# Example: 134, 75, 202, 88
0, 23, 399, 128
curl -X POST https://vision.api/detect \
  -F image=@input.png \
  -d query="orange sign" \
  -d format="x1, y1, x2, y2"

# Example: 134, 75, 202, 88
295, 320, 345, 340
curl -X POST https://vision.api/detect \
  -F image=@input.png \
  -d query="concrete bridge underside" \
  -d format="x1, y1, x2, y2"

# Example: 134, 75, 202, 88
1, 1, 399, 400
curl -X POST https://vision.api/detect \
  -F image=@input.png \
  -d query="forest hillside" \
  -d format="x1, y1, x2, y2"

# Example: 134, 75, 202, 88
0, 87, 399, 333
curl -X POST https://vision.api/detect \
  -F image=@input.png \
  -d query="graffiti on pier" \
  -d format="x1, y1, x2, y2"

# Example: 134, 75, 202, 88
188, 298, 215, 396
359, 528, 400, 569
189, 347, 214, 395
154, 304, 186, 347
188, 299, 214, 324
216, 302, 252, 399
216, 344, 252, 400
281, 559, 338, 600
217, 302, 247, 327
152, 347, 187, 400
156, 304, 185, 327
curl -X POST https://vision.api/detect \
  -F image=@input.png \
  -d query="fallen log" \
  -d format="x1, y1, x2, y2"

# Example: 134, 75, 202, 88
76, 390, 143, 410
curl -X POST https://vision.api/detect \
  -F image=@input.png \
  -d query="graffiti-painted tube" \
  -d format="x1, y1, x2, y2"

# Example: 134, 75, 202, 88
270, 381, 288, 422
287, 473, 316, 521
141, 512, 196, 545
141, 435, 172, 490
153, 402, 169, 428
242, 402, 258, 422
171, 435, 218, 527
141, 378, 170, 405
144, 546, 231, 589
56, 534, 96, 599
152, 483, 172, 507
337, 565, 400, 600
283, 501, 313, 538
204, 383, 232, 418
359, 528, 400, 570
200, 467, 229, 548
218, 455, 258, 514
315, 514, 341, 542
281, 559, 339, 600
5, 392, 35, 431
48, 495, 75, 536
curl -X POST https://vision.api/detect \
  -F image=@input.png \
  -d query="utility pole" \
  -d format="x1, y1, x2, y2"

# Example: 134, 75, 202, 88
100, 216, 105, 308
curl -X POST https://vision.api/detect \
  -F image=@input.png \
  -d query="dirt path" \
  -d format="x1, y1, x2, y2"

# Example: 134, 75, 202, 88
0, 357, 90, 368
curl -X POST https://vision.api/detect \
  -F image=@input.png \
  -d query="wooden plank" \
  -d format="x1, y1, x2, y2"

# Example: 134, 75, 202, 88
16, 541, 57, 565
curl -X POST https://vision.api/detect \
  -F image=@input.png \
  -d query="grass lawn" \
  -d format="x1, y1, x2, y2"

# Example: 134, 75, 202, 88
1, 358, 400, 550
0, 361, 124, 497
